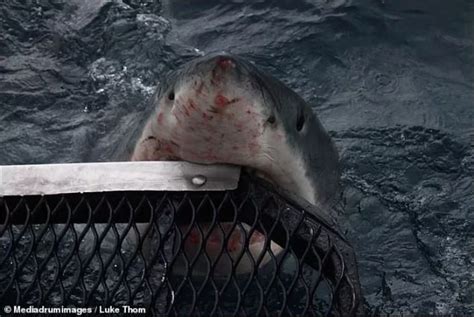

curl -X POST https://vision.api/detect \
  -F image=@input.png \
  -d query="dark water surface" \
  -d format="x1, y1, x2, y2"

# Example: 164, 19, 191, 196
1, 0, 473, 314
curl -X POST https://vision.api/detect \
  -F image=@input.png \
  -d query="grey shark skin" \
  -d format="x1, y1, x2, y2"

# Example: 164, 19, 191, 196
132, 53, 340, 209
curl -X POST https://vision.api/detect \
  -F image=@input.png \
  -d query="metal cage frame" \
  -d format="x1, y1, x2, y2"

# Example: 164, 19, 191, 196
0, 162, 363, 316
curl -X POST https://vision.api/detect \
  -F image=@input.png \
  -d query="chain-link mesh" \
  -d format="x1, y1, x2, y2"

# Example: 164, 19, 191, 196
0, 173, 363, 316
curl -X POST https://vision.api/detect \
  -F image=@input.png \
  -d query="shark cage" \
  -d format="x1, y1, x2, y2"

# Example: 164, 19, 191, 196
0, 162, 364, 316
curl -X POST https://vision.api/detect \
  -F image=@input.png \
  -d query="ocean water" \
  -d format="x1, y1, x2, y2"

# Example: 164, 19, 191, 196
0, 0, 473, 314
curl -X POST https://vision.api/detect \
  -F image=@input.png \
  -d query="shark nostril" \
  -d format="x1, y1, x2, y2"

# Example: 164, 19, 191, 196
168, 91, 175, 101
267, 115, 276, 124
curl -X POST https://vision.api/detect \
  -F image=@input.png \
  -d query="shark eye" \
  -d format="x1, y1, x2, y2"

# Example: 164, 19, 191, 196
296, 112, 305, 132
168, 91, 175, 101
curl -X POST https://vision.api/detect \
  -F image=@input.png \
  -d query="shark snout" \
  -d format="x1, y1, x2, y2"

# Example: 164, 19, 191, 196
215, 55, 236, 70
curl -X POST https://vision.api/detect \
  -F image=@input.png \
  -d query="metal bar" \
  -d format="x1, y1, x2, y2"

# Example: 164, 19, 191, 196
0, 162, 241, 196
